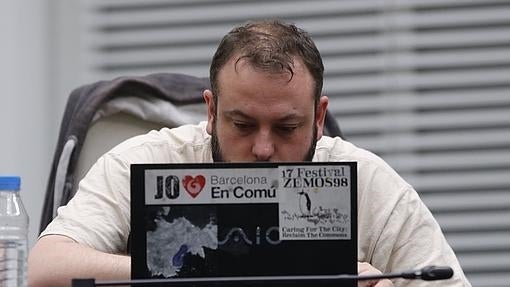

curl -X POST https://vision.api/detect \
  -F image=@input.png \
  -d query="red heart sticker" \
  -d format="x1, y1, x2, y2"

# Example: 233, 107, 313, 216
182, 175, 206, 198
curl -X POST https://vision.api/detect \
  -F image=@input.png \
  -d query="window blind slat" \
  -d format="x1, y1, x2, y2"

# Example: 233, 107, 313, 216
404, 170, 510, 191
444, 231, 510, 252
385, 150, 510, 172
349, 129, 510, 153
90, 0, 380, 28
328, 90, 510, 114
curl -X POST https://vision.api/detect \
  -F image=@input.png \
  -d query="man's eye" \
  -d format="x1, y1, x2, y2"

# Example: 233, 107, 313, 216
278, 125, 298, 133
233, 122, 253, 130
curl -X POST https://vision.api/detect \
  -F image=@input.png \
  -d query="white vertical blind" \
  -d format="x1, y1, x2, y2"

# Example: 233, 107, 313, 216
76, 0, 510, 286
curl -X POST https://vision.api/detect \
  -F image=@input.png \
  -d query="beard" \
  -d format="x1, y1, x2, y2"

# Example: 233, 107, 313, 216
211, 119, 318, 162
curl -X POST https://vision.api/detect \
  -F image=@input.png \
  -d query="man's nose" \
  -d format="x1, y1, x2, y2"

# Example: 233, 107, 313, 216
251, 129, 275, 161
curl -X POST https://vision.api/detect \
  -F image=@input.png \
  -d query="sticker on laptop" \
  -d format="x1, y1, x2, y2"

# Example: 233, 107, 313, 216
278, 165, 351, 240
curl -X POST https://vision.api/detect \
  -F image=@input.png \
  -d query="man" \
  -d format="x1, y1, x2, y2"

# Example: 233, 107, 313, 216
28, 20, 471, 287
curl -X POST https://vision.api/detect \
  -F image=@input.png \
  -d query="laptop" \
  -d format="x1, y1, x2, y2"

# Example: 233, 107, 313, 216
131, 162, 357, 286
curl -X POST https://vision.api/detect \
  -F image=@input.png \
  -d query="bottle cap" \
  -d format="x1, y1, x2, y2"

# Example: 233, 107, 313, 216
0, 176, 21, 191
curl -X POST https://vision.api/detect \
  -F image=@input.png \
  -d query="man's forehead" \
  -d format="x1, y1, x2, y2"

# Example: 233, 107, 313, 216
217, 55, 310, 86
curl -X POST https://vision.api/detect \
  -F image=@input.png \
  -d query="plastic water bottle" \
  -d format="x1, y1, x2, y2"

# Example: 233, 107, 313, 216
0, 176, 28, 287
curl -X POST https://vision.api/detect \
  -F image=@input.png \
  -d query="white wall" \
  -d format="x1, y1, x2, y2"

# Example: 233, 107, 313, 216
0, 1, 52, 246
0, 1, 91, 247
50, 1, 86, 119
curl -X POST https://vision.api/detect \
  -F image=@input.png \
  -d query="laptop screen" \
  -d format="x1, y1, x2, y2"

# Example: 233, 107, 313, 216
131, 162, 357, 286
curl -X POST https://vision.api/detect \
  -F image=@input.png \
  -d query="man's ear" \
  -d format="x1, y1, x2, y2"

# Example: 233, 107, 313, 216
203, 89, 215, 135
315, 95, 329, 140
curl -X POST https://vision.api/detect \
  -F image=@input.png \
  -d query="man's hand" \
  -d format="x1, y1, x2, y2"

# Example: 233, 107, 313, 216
28, 235, 130, 287
358, 262, 394, 287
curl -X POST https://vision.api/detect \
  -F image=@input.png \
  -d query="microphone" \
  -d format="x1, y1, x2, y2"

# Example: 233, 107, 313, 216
72, 265, 453, 286
409, 265, 454, 280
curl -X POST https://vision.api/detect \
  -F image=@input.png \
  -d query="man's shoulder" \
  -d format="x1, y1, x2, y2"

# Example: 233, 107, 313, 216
315, 136, 383, 164
316, 136, 410, 189
105, 121, 212, 163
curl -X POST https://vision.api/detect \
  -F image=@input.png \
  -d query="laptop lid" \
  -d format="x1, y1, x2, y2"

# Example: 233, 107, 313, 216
131, 162, 357, 286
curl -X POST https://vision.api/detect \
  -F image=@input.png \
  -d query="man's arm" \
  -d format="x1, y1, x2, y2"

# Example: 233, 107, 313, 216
28, 234, 130, 287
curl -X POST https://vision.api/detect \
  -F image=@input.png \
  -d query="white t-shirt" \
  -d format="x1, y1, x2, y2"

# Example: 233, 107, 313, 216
42, 122, 471, 286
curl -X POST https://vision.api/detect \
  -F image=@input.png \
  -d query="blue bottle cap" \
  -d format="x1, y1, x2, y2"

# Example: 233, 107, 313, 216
0, 176, 21, 191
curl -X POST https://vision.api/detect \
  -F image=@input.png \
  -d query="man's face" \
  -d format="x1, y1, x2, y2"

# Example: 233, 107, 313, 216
204, 57, 328, 162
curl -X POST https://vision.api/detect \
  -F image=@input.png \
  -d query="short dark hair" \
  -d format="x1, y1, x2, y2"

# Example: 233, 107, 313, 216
209, 19, 324, 105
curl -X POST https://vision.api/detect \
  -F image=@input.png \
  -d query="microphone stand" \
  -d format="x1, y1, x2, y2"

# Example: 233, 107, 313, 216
72, 265, 453, 287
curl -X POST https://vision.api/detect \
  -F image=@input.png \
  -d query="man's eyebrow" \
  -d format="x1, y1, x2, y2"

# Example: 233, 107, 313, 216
224, 109, 305, 122
277, 114, 306, 122
224, 110, 254, 120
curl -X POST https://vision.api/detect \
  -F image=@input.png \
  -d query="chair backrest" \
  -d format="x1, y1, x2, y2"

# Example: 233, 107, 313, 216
39, 73, 342, 233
